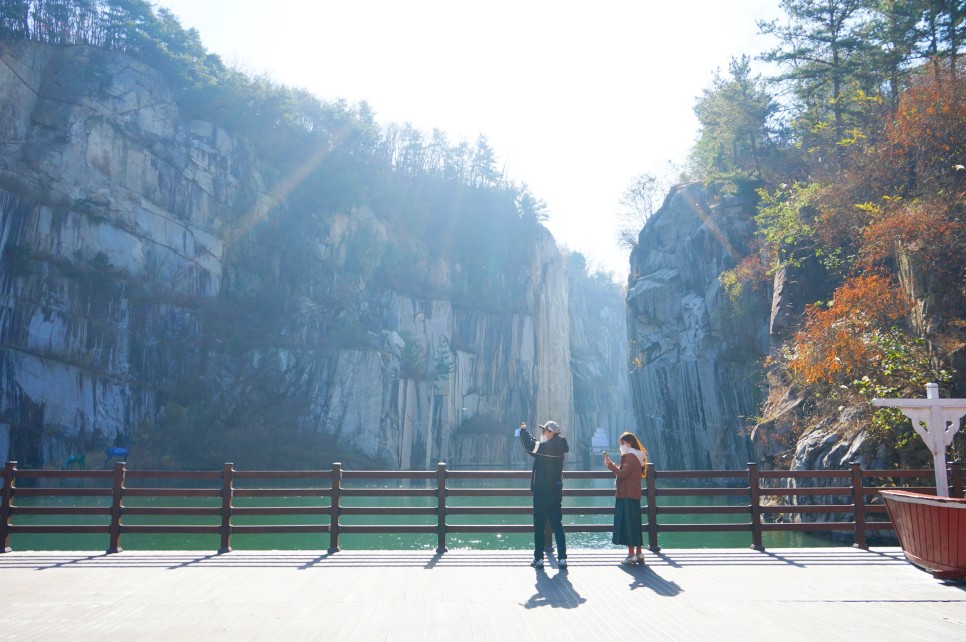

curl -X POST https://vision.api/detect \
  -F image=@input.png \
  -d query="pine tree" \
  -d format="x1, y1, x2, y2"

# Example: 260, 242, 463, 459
759, 0, 874, 157
690, 55, 776, 181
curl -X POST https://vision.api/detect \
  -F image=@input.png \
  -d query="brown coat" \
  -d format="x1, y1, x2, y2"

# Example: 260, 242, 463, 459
606, 453, 643, 500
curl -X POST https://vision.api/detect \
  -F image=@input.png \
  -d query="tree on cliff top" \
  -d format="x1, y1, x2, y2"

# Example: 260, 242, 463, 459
758, 0, 876, 164
689, 55, 777, 184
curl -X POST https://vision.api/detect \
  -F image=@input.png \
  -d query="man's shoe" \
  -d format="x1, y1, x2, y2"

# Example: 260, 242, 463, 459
557, 558, 567, 568
530, 558, 544, 569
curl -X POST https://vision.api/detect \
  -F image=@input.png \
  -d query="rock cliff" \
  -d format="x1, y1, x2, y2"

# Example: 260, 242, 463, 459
568, 256, 634, 465
0, 40, 627, 469
626, 183, 770, 470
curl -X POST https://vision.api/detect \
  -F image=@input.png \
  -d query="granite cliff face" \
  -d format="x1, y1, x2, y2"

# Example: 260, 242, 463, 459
0, 40, 627, 469
626, 184, 770, 470
568, 260, 634, 465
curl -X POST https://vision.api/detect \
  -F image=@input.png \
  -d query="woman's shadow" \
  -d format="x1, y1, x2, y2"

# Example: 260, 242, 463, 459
522, 568, 587, 609
621, 563, 683, 596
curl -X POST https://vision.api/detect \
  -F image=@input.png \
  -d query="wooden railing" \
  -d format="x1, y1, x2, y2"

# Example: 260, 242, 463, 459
1, 460, 962, 554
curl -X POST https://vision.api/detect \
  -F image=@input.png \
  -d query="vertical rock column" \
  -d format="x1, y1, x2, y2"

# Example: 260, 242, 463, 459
626, 183, 767, 470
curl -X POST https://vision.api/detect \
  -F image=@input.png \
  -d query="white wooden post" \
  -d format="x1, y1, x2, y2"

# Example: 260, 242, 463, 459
873, 383, 966, 497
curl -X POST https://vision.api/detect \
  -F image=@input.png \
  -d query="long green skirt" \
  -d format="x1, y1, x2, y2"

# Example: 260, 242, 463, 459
612, 498, 643, 546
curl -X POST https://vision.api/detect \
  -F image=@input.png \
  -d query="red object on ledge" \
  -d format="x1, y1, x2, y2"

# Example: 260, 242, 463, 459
880, 489, 966, 581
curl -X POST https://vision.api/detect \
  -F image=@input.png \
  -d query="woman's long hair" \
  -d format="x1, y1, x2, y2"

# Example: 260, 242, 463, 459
619, 432, 648, 478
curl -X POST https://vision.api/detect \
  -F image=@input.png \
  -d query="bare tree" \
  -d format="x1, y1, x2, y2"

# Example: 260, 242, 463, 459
616, 173, 665, 249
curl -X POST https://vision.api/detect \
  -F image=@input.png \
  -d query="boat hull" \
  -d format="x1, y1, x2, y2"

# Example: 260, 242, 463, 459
879, 489, 966, 581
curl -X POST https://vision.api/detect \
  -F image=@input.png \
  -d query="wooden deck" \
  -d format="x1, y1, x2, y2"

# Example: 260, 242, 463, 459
1, 548, 964, 640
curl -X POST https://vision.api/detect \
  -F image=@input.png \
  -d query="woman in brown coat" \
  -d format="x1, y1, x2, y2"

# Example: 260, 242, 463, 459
603, 432, 648, 564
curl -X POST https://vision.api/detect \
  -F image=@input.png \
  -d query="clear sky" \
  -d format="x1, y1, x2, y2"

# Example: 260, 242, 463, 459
153, 0, 783, 282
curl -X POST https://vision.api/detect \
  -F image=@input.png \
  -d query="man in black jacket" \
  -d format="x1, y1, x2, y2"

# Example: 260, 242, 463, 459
517, 420, 569, 569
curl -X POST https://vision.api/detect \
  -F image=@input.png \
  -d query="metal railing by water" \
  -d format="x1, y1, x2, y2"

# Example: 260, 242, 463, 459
1, 460, 963, 554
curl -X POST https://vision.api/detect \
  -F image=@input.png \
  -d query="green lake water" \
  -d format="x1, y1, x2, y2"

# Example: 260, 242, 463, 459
9, 477, 837, 551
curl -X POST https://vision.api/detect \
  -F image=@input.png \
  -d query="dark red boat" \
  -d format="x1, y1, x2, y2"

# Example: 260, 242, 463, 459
880, 489, 966, 581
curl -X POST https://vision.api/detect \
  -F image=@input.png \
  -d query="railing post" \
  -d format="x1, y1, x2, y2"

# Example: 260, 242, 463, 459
645, 462, 659, 552
748, 462, 764, 551
948, 461, 963, 499
328, 462, 342, 553
851, 461, 868, 550
1, 461, 16, 553
107, 461, 125, 554
436, 462, 447, 554
218, 463, 234, 554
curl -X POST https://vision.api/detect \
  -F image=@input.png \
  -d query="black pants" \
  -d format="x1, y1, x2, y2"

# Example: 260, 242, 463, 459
532, 488, 566, 560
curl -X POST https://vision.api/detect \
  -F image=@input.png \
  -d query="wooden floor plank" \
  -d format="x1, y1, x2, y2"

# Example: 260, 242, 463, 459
0, 548, 963, 640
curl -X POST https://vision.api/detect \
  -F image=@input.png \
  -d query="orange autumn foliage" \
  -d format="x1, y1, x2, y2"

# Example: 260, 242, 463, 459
733, 248, 770, 290
789, 274, 906, 385
860, 201, 966, 275
885, 63, 966, 197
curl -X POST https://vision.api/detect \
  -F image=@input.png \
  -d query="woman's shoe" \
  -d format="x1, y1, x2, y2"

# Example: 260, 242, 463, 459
621, 554, 637, 565
635, 553, 646, 565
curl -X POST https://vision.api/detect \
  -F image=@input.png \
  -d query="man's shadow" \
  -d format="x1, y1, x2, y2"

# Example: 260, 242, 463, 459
522, 568, 587, 609
620, 563, 683, 596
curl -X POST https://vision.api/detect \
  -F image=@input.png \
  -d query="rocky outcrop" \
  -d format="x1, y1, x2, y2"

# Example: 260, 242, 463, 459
0, 39, 253, 466
0, 40, 626, 469
626, 183, 770, 470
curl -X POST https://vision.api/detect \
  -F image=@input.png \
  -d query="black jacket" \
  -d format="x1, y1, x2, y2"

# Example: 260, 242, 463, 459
518, 428, 569, 492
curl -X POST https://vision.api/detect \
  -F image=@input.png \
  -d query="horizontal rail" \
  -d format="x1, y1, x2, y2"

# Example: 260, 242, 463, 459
342, 471, 435, 480
120, 525, 221, 535
126, 470, 221, 480
231, 524, 330, 534
658, 523, 750, 533
1, 460, 961, 554
446, 524, 536, 534
761, 522, 858, 532
446, 471, 530, 479
445, 488, 529, 497
12, 469, 113, 480
233, 471, 334, 480
339, 525, 438, 534
9, 525, 108, 534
